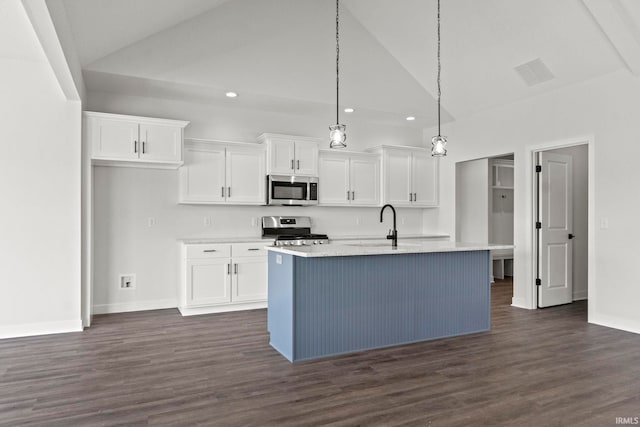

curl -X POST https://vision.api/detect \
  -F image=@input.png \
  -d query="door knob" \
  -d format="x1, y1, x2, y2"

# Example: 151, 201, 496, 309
568, 233, 575, 239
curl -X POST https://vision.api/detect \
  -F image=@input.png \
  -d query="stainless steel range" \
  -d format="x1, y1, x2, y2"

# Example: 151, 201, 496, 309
262, 216, 329, 246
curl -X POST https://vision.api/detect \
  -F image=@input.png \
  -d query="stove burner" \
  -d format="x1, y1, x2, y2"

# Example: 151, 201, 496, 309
262, 216, 329, 246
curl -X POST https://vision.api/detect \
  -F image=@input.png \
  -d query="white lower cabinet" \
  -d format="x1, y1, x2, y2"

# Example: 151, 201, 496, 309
180, 242, 267, 316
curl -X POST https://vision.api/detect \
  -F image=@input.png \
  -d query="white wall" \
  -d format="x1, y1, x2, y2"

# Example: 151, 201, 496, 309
0, 1, 82, 338
455, 158, 489, 244
547, 145, 588, 301
432, 68, 640, 334
88, 91, 432, 313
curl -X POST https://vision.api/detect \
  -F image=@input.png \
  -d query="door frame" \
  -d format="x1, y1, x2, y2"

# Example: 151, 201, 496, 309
525, 136, 595, 313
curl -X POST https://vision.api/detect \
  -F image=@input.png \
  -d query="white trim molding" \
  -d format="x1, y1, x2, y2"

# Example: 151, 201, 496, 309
93, 299, 178, 315
589, 312, 640, 335
0, 319, 83, 340
522, 135, 595, 310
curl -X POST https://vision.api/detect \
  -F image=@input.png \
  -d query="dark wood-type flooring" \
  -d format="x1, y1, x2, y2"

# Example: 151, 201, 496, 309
2, 279, 640, 426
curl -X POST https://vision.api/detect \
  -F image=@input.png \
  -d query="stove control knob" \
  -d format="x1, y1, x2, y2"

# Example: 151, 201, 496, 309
313, 240, 319, 245
319, 241, 324, 244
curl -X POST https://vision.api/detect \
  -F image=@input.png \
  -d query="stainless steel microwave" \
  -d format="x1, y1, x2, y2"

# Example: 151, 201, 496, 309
267, 175, 318, 206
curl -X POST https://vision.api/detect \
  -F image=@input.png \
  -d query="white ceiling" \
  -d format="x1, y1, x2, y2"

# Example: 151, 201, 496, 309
56, 0, 640, 127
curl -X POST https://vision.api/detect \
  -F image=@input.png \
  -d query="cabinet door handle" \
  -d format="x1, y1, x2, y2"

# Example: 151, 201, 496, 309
248, 248, 260, 251
414, 193, 417, 201
234, 263, 238, 275
351, 191, 355, 200
228, 187, 231, 198
227, 263, 231, 275
297, 160, 300, 170
203, 249, 217, 253
134, 140, 138, 153
347, 190, 350, 200
142, 141, 146, 154
221, 187, 225, 198
291, 159, 295, 170
409, 193, 413, 202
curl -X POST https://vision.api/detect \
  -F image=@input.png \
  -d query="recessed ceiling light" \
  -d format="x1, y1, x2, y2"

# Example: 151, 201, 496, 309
344, 108, 354, 113
225, 91, 238, 98
406, 116, 416, 121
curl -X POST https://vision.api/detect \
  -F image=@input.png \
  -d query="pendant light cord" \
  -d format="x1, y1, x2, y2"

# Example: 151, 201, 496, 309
437, 0, 441, 136
336, 0, 340, 125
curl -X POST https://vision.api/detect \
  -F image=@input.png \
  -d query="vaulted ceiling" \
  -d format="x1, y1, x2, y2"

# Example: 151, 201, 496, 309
54, 0, 640, 129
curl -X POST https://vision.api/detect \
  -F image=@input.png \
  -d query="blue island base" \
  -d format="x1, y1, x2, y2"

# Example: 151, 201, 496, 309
267, 250, 490, 362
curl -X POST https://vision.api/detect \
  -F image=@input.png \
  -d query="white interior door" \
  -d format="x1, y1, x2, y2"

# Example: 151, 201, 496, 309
538, 152, 573, 307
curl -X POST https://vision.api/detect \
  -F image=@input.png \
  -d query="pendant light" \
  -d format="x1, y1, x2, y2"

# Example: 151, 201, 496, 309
431, 0, 447, 157
329, 0, 347, 148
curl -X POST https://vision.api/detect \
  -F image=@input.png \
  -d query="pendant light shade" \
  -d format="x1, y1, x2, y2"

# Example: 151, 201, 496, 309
329, 0, 346, 148
329, 124, 347, 148
431, 0, 447, 157
431, 135, 447, 157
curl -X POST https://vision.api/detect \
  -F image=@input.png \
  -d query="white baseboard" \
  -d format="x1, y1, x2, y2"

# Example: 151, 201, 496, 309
93, 299, 178, 315
589, 312, 640, 335
178, 301, 267, 316
511, 296, 532, 309
572, 290, 588, 301
0, 319, 83, 340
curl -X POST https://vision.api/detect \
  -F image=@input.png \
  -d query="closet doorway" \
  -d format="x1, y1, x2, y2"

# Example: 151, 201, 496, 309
455, 154, 515, 298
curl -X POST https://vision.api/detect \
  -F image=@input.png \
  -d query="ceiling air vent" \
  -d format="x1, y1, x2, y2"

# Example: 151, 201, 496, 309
514, 58, 555, 86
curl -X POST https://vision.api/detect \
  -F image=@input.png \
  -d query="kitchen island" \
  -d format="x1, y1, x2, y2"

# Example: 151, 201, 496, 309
266, 241, 513, 362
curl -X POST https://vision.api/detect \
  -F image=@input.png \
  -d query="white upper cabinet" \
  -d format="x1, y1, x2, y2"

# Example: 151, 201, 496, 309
225, 146, 266, 204
85, 112, 189, 169
383, 149, 413, 206
350, 155, 380, 206
318, 153, 350, 205
180, 140, 265, 205
369, 146, 439, 207
90, 118, 139, 160
411, 150, 438, 207
258, 133, 320, 176
180, 143, 226, 203
318, 150, 380, 206
267, 137, 296, 174
139, 123, 182, 162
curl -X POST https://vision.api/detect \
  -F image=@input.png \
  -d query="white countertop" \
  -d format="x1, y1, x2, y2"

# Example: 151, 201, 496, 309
266, 241, 514, 258
178, 234, 449, 245
330, 234, 450, 241
179, 237, 272, 244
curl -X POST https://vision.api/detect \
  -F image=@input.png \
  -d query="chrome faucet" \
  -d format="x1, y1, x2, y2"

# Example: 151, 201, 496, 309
380, 204, 398, 247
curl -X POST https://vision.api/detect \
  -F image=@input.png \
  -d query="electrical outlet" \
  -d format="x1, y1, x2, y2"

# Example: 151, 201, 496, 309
204, 216, 211, 227
251, 217, 258, 227
355, 217, 361, 225
401, 217, 406, 225
147, 217, 155, 227
119, 274, 136, 289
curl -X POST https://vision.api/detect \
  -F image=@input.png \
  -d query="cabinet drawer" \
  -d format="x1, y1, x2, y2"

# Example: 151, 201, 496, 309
232, 242, 268, 257
185, 244, 231, 259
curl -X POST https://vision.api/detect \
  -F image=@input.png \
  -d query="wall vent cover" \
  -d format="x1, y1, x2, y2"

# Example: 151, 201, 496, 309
514, 58, 555, 86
